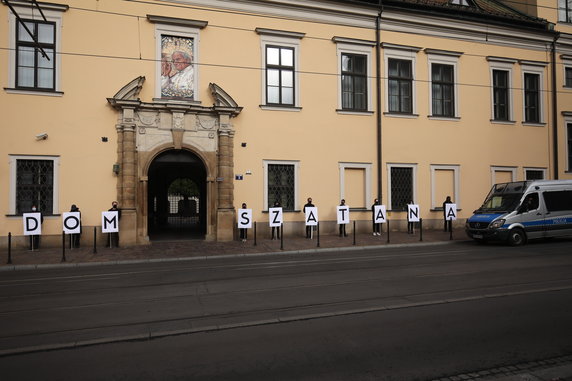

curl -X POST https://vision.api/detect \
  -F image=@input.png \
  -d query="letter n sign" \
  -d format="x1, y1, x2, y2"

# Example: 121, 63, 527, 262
102, 211, 119, 233
407, 204, 420, 222
445, 203, 457, 221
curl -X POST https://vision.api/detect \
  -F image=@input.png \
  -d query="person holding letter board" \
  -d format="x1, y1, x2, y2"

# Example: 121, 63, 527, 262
107, 201, 121, 248
338, 199, 349, 237
372, 198, 381, 236
270, 200, 282, 240
303, 197, 315, 238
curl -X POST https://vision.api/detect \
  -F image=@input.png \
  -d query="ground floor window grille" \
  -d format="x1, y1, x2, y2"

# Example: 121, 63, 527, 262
268, 164, 295, 210
390, 166, 413, 211
16, 159, 53, 214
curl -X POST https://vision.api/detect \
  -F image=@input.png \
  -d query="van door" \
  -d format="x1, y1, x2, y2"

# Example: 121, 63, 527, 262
542, 190, 572, 238
515, 192, 545, 240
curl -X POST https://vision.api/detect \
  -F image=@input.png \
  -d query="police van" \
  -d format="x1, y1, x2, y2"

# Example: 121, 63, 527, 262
466, 180, 572, 245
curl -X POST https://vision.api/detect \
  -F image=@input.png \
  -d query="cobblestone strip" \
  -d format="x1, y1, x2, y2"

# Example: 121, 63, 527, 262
432, 354, 572, 381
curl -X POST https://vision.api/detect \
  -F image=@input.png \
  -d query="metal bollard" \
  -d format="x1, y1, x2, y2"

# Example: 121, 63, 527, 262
61, 232, 67, 262
7, 232, 12, 265
254, 221, 257, 246
353, 221, 356, 246
317, 223, 320, 248
93, 226, 97, 254
419, 218, 423, 242
280, 223, 284, 250
387, 220, 390, 243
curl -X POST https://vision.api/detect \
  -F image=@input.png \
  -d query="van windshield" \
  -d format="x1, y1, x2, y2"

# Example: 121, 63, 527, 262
476, 181, 529, 214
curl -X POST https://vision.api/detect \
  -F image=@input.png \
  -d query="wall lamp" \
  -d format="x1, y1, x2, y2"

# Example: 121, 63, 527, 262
112, 163, 120, 175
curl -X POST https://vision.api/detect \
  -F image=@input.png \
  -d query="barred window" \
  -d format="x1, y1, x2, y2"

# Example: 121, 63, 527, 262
267, 164, 295, 210
390, 166, 413, 211
568, 123, 572, 171
565, 67, 572, 87
16, 159, 54, 214
525, 170, 544, 180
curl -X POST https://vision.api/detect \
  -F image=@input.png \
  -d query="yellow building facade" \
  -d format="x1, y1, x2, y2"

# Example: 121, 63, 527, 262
1, 0, 571, 247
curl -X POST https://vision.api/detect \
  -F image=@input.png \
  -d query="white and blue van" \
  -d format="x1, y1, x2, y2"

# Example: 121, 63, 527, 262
466, 180, 572, 245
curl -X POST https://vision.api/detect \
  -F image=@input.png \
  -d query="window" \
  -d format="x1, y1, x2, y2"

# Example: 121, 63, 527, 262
492, 70, 510, 121
388, 59, 413, 113
257, 28, 303, 109
266, 46, 295, 106
431, 63, 455, 117
491, 166, 516, 185
543, 191, 572, 212
6, 2, 67, 94
559, 0, 572, 23
16, 20, 55, 90
388, 164, 416, 211
9, 156, 59, 215
339, 162, 372, 209
264, 160, 299, 211
149, 16, 206, 101
524, 168, 545, 180
341, 53, 367, 111
524, 73, 540, 123
568, 123, 572, 171
565, 67, 572, 88
426, 50, 461, 118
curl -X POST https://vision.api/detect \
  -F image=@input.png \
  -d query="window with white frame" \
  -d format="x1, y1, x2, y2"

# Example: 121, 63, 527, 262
256, 28, 304, 109
334, 38, 374, 113
487, 58, 515, 122
387, 164, 417, 211
149, 16, 206, 101
565, 66, 572, 88
339, 162, 372, 209
6, 2, 67, 94
9, 155, 60, 215
524, 168, 546, 180
430, 165, 460, 210
383, 44, 420, 116
263, 160, 299, 211
426, 50, 462, 119
567, 122, 572, 171
559, 0, 572, 23
521, 63, 546, 124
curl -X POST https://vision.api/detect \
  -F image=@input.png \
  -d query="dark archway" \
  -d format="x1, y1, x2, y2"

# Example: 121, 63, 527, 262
148, 150, 207, 240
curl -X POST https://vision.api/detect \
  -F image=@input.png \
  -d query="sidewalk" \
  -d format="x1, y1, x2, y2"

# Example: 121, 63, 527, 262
2, 228, 466, 269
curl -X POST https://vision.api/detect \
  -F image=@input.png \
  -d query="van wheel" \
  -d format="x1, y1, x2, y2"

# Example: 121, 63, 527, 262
508, 229, 526, 246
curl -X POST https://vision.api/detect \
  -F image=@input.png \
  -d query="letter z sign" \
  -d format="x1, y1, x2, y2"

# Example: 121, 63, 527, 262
268, 207, 283, 227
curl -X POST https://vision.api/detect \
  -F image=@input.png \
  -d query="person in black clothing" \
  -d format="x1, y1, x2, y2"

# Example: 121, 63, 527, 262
338, 199, 348, 237
240, 202, 248, 242
407, 201, 415, 234
70, 204, 81, 248
28, 204, 43, 250
108, 201, 121, 248
443, 196, 452, 232
371, 198, 381, 236
303, 197, 315, 238
271, 200, 281, 240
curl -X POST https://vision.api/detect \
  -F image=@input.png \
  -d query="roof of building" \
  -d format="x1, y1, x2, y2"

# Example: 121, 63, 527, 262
339, 0, 550, 30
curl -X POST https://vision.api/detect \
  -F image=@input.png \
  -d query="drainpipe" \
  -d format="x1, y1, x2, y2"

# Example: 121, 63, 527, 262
551, 32, 560, 180
376, 7, 383, 201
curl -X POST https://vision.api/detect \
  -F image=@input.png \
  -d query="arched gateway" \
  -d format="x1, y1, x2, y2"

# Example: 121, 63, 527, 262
107, 77, 242, 245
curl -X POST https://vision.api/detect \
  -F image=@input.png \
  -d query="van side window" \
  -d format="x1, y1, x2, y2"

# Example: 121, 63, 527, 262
521, 193, 539, 213
543, 191, 572, 212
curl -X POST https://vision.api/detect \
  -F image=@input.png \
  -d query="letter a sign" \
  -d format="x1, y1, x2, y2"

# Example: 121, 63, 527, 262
305, 207, 318, 226
445, 203, 457, 221
238, 208, 252, 229
374, 205, 387, 224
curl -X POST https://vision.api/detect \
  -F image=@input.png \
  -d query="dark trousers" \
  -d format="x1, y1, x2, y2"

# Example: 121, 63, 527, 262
29, 235, 40, 250
240, 228, 248, 240
108, 233, 119, 248
373, 223, 381, 234
444, 220, 452, 232
306, 226, 312, 238
339, 224, 347, 237
70, 234, 81, 248
271, 226, 280, 239
408, 221, 415, 234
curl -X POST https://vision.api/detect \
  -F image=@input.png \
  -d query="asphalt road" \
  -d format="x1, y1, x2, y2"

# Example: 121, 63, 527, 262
1, 240, 571, 380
